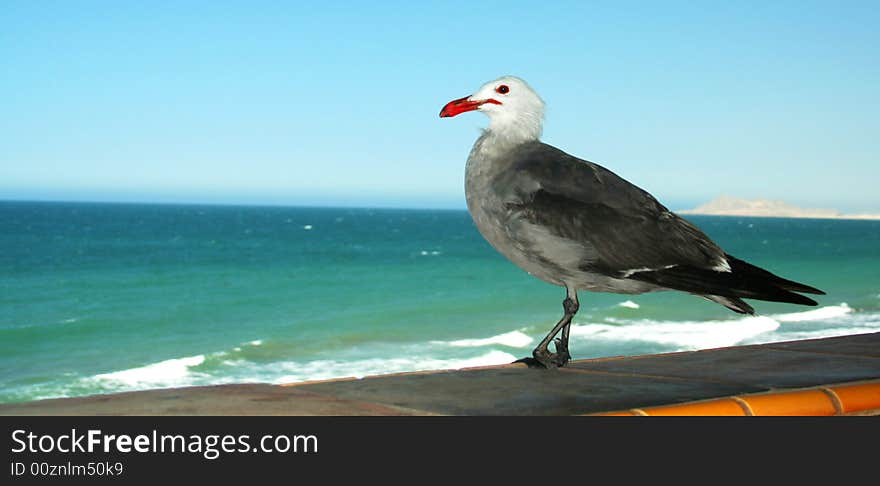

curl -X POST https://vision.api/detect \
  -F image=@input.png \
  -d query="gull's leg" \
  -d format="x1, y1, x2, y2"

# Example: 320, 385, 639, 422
554, 287, 578, 365
531, 287, 579, 368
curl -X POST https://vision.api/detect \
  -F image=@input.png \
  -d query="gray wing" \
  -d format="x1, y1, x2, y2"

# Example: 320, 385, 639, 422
491, 141, 730, 277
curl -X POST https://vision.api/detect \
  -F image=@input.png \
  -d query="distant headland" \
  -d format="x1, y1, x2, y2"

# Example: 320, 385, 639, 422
679, 196, 880, 220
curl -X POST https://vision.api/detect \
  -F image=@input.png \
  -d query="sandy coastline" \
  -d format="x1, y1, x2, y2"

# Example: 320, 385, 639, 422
679, 196, 880, 220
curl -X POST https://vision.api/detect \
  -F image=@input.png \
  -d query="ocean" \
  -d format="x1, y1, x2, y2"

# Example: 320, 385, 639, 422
1, 201, 879, 404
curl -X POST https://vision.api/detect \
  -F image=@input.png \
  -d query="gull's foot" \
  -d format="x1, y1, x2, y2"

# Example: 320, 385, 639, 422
553, 337, 572, 366
513, 356, 546, 368
520, 345, 570, 369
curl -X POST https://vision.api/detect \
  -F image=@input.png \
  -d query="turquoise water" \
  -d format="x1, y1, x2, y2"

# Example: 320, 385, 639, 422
2, 201, 879, 403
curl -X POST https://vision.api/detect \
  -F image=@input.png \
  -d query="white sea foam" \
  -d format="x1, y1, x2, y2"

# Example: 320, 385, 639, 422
570, 304, 874, 352
439, 330, 534, 348
618, 300, 640, 309
24, 305, 876, 402
76, 344, 520, 395
93, 355, 207, 388
744, 306, 880, 344
265, 350, 518, 383
772, 303, 851, 322
573, 315, 781, 350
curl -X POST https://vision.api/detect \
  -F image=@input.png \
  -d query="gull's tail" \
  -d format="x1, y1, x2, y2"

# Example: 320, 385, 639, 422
628, 254, 825, 315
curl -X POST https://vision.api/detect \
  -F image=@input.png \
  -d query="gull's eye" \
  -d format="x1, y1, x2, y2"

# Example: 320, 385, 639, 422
496, 85, 510, 94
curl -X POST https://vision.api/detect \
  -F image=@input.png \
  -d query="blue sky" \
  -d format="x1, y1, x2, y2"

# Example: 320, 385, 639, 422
2, 1, 878, 211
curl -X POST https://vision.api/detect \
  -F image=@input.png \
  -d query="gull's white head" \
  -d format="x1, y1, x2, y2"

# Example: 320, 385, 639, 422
440, 75, 545, 143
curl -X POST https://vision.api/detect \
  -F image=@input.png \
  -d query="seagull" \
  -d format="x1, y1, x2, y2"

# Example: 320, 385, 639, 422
440, 75, 825, 368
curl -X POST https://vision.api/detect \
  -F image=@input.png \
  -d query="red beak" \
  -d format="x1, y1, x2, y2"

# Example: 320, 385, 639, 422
439, 96, 501, 118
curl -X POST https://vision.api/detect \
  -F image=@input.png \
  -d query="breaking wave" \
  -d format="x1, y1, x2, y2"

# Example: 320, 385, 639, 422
92, 355, 208, 388
570, 303, 874, 351
70, 349, 519, 396
239, 350, 518, 384
8, 304, 875, 402
435, 330, 534, 348
572, 316, 780, 350
772, 303, 852, 322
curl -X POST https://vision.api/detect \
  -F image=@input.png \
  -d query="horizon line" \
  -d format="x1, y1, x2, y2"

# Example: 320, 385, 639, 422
5, 197, 880, 220
0, 197, 473, 212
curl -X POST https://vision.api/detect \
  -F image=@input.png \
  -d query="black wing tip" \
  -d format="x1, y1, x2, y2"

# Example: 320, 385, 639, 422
735, 305, 757, 316
788, 293, 820, 307
634, 263, 824, 312
725, 254, 826, 296
742, 286, 821, 307
708, 291, 819, 314
704, 295, 755, 314
778, 282, 827, 298
799, 286, 826, 296
777, 280, 825, 296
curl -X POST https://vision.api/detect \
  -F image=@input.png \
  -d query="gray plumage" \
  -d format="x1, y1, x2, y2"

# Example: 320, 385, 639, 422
466, 137, 822, 313
442, 75, 824, 367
